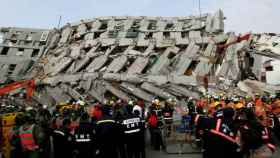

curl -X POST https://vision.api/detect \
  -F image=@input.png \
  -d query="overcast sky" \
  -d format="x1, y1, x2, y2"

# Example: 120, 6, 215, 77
0, 0, 279, 84
0, 0, 279, 33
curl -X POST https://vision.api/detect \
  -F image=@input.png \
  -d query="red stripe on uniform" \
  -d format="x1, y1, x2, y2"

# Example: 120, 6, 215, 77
210, 129, 236, 143
194, 115, 200, 126
267, 143, 276, 151
19, 133, 33, 137
216, 119, 221, 131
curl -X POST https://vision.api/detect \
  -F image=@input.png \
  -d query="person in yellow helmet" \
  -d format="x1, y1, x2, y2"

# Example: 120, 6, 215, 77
233, 97, 244, 109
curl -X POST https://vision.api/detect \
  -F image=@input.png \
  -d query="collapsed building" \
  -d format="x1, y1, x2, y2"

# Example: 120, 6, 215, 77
0, 10, 280, 106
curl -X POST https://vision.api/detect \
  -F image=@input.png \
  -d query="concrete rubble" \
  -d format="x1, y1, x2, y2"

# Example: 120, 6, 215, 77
1, 10, 280, 105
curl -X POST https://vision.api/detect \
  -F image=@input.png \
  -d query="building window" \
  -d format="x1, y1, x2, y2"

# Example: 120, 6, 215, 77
147, 21, 157, 30
7, 64, 16, 75
26, 35, 32, 41
16, 48, 24, 56
163, 32, 171, 39
31, 49, 40, 57
1, 47, 9, 55
99, 22, 108, 30
165, 23, 174, 30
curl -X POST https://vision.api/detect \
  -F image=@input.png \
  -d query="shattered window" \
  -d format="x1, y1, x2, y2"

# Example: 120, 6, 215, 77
165, 23, 174, 30
99, 21, 108, 30
147, 20, 157, 30
31, 49, 40, 57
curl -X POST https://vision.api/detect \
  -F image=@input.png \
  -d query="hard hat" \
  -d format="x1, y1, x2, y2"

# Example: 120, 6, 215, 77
128, 100, 134, 106
270, 94, 276, 99
213, 95, 219, 100
109, 100, 114, 106
235, 103, 244, 109
233, 97, 239, 102
153, 99, 160, 105
25, 106, 33, 111
43, 105, 48, 109
167, 98, 173, 103
214, 101, 221, 107
76, 100, 85, 106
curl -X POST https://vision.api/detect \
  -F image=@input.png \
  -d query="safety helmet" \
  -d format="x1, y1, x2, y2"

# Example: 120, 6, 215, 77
233, 97, 239, 102
25, 106, 33, 111
152, 99, 160, 105
43, 105, 48, 109
128, 100, 134, 106
213, 95, 220, 101
76, 100, 85, 106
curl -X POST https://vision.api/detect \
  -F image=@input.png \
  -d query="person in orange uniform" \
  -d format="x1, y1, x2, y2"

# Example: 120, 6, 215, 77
255, 93, 263, 107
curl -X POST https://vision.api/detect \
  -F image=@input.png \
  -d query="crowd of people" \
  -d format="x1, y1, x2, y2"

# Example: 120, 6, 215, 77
0, 92, 279, 158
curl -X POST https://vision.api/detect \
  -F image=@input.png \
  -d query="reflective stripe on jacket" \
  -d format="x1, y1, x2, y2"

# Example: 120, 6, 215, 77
19, 124, 39, 151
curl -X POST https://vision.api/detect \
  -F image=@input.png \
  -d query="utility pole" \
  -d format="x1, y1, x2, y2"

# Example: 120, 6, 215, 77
57, 15, 62, 28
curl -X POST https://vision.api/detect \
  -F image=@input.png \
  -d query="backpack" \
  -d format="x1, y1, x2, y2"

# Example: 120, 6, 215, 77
148, 115, 158, 127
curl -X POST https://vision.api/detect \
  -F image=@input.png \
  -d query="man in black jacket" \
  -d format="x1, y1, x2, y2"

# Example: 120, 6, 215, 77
122, 104, 145, 158
74, 112, 96, 158
52, 118, 75, 158
95, 105, 121, 158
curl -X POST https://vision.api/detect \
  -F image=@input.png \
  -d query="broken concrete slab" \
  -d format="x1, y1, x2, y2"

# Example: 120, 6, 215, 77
104, 82, 130, 101
70, 45, 81, 59
102, 73, 144, 83
106, 55, 128, 73
150, 47, 180, 75
189, 31, 202, 43
120, 82, 154, 102
60, 84, 84, 101
140, 82, 174, 99
127, 57, 149, 74
59, 25, 72, 44
86, 55, 108, 72
174, 42, 199, 75
50, 57, 73, 76
166, 84, 200, 99
88, 80, 106, 102
46, 86, 72, 104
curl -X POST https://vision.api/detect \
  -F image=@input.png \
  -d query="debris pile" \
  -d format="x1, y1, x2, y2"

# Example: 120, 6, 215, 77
1, 10, 280, 106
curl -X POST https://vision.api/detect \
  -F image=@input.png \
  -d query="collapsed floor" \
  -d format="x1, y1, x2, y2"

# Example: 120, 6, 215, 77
1, 10, 280, 106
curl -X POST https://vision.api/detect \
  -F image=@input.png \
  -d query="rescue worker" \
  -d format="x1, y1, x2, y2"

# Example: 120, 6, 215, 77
74, 112, 95, 158
95, 105, 121, 158
162, 99, 174, 137
236, 108, 276, 158
245, 95, 254, 109
199, 107, 241, 158
233, 97, 244, 110
18, 111, 41, 158
36, 105, 52, 158
255, 93, 263, 107
148, 99, 164, 150
9, 113, 25, 158
52, 118, 75, 158
122, 104, 145, 158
